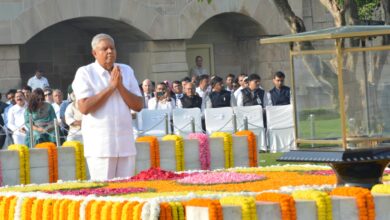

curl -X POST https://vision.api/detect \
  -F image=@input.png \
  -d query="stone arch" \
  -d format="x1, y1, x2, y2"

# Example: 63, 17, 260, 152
19, 16, 152, 92
8, 0, 155, 44
178, 0, 290, 39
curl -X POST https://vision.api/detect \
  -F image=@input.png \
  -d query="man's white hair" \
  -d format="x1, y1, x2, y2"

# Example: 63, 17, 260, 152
91, 33, 115, 49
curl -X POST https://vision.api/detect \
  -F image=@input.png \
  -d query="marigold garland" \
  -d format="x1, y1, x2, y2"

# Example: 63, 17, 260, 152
188, 133, 211, 170
21, 197, 35, 220
162, 135, 185, 171
111, 201, 126, 220
160, 202, 173, 220
31, 198, 44, 220
42, 198, 54, 220
331, 186, 375, 220
121, 201, 139, 220
169, 202, 185, 220
7, 196, 17, 220
35, 142, 58, 183
184, 198, 223, 220
8, 144, 30, 184
0, 181, 106, 192
137, 136, 160, 168
210, 132, 234, 168
235, 130, 258, 167
372, 184, 390, 194
0, 196, 16, 220
62, 141, 87, 180
133, 202, 145, 220
256, 192, 296, 220
292, 190, 332, 220
220, 196, 257, 220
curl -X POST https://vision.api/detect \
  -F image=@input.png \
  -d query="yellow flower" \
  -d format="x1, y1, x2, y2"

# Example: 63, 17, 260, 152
63, 141, 87, 180
292, 190, 332, 220
162, 135, 185, 171
8, 144, 30, 184
210, 132, 234, 168
220, 196, 257, 220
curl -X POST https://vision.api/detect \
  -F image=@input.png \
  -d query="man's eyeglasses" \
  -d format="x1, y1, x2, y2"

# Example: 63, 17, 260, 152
44, 93, 52, 96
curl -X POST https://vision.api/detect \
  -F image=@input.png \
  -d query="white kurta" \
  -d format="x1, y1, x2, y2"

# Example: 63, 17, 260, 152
7, 103, 27, 145
72, 61, 141, 157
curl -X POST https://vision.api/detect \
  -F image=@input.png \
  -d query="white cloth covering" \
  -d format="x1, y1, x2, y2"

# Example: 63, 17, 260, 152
266, 104, 295, 152
86, 156, 136, 180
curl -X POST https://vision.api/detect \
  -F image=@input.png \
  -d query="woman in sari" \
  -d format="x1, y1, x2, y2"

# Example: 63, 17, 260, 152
25, 88, 56, 147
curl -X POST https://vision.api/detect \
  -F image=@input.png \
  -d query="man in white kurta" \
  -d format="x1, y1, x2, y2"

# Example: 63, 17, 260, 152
7, 91, 27, 145
72, 33, 143, 180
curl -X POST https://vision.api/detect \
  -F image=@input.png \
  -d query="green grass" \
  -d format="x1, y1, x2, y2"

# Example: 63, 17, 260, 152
258, 152, 326, 166
298, 118, 341, 139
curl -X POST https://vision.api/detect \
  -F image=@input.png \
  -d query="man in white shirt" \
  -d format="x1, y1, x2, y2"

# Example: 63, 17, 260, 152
141, 79, 154, 109
27, 70, 50, 90
7, 91, 27, 145
189, 56, 209, 77
72, 33, 143, 180
51, 89, 63, 121
195, 74, 210, 103
233, 73, 248, 101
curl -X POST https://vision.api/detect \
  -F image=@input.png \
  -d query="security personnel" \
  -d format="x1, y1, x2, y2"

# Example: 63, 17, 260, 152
206, 76, 236, 108
267, 71, 291, 106
237, 73, 267, 108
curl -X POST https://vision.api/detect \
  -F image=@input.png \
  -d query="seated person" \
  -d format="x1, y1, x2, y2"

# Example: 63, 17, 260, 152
177, 82, 203, 111
148, 82, 175, 111
205, 76, 236, 108
266, 71, 291, 106
237, 73, 268, 108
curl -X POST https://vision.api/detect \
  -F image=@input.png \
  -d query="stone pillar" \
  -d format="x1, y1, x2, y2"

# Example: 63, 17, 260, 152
0, 45, 21, 98
149, 40, 189, 82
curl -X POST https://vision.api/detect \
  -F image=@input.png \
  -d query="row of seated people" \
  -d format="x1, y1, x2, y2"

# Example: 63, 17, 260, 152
141, 71, 291, 113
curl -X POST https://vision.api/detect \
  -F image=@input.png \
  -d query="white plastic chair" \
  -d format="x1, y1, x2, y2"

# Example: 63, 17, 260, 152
233, 105, 267, 151
137, 109, 171, 137
266, 105, 295, 152
172, 108, 202, 136
204, 107, 234, 134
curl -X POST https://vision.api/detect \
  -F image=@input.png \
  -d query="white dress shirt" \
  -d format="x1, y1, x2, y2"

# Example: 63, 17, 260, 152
51, 102, 61, 121
7, 103, 27, 144
64, 102, 83, 142
72, 61, 141, 157
147, 97, 175, 111
27, 76, 50, 90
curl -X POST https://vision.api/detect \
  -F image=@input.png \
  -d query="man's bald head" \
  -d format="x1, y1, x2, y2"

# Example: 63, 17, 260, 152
142, 79, 153, 94
184, 82, 195, 97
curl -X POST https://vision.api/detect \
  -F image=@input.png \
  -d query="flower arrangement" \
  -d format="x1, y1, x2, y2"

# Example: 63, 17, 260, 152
47, 187, 150, 196
371, 184, 390, 194
35, 142, 58, 183
121, 201, 140, 220
235, 130, 258, 167
31, 198, 44, 220
169, 202, 185, 220
129, 167, 190, 181
184, 198, 223, 220
210, 132, 234, 168
160, 202, 173, 220
331, 186, 375, 220
292, 190, 332, 220
188, 133, 211, 170
62, 141, 87, 180
256, 192, 296, 220
162, 135, 185, 171
8, 144, 30, 184
177, 172, 266, 185
220, 196, 257, 220
0, 181, 106, 192
137, 136, 160, 168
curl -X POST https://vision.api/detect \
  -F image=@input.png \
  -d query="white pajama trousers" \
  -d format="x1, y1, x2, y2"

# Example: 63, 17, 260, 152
86, 156, 136, 180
